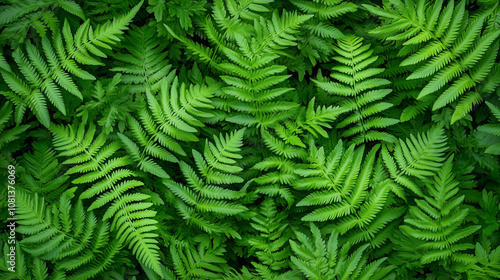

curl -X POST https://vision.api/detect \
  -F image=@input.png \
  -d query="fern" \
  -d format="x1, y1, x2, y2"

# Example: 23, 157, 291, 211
252, 127, 308, 206
290, 0, 357, 20
0, 243, 65, 280
242, 198, 293, 274
269, 97, 344, 148
381, 126, 448, 196
216, 45, 299, 127
1, 1, 500, 279
364, 0, 500, 124
399, 156, 481, 265
0, 102, 30, 165
290, 0, 356, 65
293, 139, 403, 247
251, 98, 343, 206
466, 242, 500, 280
50, 121, 163, 276
118, 73, 218, 179
76, 74, 137, 134
170, 236, 231, 279
163, 129, 248, 238
111, 25, 172, 94
314, 35, 399, 144
166, 3, 312, 128
208, 0, 273, 46
16, 188, 123, 279
0, 0, 85, 48
477, 101, 500, 155
20, 141, 69, 200
0, 0, 143, 127
289, 223, 394, 280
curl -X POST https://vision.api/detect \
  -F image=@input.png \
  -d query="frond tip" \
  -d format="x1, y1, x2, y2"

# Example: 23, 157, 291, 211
314, 35, 399, 144
381, 126, 448, 196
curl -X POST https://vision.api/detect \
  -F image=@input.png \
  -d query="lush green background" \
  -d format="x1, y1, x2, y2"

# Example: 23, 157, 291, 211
0, 0, 500, 279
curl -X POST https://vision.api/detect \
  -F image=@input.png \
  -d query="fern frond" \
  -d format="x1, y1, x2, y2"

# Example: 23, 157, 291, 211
218, 46, 298, 127
0, 1, 143, 127
118, 73, 218, 178
112, 25, 172, 94
16, 188, 120, 279
400, 156, 481, 265
0, 102, 30, 151
381, 126, 448, 196
242, 198, 293, 273
76, 74, 137, 134
253, 10, 313, 53
290, 223, 394, 280
290, 0, 357, 20
163, 129, 248, 238
0, 0, 84, 47
0, 243, 65, 280
465, 242, 500, 279
292, 139, 403, 246
20, 141, 69, 199
314, 35, 399, 144
50, 121, 163, 276
477, 102, 500, 155
364, 0, 500, 124
170, 237, 231, 279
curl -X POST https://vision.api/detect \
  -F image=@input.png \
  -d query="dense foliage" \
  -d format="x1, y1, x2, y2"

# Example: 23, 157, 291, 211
1, 0, 500, 279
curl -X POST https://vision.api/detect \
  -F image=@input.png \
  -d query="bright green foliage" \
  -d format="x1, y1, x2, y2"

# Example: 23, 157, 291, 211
467, 242, 500, 279
166, 2, 312, 127
20, 141, 69, 199
148, 0, 206, 34
0, 244, 65, 280
477, 101, 500, 154
50, 121, 163, 276
163, 129, 248, 238
0, 0, 143, 127
400, 156, 480, 265
1, 1, 499, 279
314, 35, 399, 144
112, 25, 172, 94
289, 223, 394, 280
0, 102, 30, 166
293, 140, 404, 247
77, 74, 137, 134
118, 73, 218, 179
381, 126, 448, 197
294, 141, 382, 221
217, 49, 298, 127
243, 198, 293, 274
291, 0, 356, 20
290, 0, 356, 66
0, 0, 85, 48
16, 188, 121, 279
269, 97, 344, 148
364, 0, 500, 124
170, 236, 230, 280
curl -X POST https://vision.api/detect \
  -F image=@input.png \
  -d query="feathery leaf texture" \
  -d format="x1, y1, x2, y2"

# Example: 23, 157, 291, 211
118, 72, 218, 179
163, 129, 248, 238
289, 224, 394, 280
50, 121, 163, 276
112, 25, 172, 94
314, 35, 399, 144
477, 102, 500, 155
0, 0, 143, 127
364, 0, 500, 124
0, 1, 499, 279
400, 156, 481, 264
381, 126, 448, 196
16, 188, 121, 279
